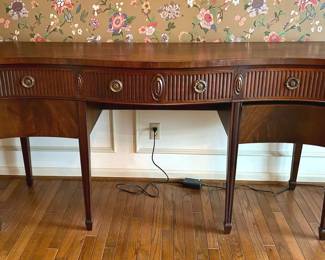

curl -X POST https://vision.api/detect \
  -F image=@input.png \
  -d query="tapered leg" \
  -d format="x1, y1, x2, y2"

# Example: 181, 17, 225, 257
78, 102, 92, 230
289, 143, 303, 190
319, 193, 325, 240
224, 102, 242, 234
20, 137, 33, 187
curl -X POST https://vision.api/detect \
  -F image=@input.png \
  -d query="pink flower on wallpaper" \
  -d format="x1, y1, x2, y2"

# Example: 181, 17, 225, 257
138, 26, 146, 34
108, 12, 128, 34
264, 32, 284, 42
295, 0, 318, 11
51, 0, 74, 15
147, 21, 158, 28
30, 33, 46, 42
197, 8, 214, 30
138, 22, 157, 36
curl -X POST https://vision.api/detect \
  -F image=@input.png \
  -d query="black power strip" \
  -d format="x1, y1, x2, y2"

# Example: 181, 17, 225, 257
181, 178, 202, 189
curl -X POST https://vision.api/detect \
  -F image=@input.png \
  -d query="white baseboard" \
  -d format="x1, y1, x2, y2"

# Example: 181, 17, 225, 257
1, 166, 325, 182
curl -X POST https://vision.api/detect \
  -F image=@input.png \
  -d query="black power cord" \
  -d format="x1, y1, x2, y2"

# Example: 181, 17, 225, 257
116, 127, 177, 198
116, 127, 323, 197
237, 184, 290, 195
150, 127, 169, 183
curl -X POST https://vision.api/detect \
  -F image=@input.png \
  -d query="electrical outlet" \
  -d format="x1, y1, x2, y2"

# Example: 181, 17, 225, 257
149, 123, 160, 140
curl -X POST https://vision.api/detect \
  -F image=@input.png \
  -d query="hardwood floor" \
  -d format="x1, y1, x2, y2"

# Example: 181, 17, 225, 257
0, 178, 325, 260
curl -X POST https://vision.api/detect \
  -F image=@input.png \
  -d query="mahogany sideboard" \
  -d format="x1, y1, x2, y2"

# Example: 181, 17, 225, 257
1, 42, 325, 239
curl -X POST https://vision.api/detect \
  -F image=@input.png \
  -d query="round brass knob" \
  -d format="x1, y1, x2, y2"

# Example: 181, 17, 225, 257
21, 76, 35, 89
109, 79, 123, 93
193, 80, 207, 94
285, 77, 300, 90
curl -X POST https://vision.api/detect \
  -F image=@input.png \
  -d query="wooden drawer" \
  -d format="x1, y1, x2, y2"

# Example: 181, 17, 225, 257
239, 68, 325, 101
0, 67, 77, 98
81, 69, 233, 104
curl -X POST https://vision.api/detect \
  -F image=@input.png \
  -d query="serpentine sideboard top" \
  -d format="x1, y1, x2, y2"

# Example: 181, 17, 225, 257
1, 42, 325, 68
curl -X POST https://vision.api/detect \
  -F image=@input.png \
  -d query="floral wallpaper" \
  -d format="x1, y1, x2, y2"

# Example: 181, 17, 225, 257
0, 0, 325, 42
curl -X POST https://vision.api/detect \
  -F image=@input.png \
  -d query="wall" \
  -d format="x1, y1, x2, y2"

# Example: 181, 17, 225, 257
1, 110, 325, 182
1, 0, 325, 42
0, 0, 325, 181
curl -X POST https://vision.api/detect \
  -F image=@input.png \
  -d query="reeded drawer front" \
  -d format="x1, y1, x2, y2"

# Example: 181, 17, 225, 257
0, 67, 77, 98
240, 68, 325, 101
81, 69, 233, 104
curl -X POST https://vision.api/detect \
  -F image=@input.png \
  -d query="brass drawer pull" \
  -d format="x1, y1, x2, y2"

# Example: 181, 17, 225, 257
286, 77, 300, 90
110, 79, 123, 93
151, 74, 165, 101
234, 74, 244, 96
193, 79, 207, 94
21, 76, 35, 89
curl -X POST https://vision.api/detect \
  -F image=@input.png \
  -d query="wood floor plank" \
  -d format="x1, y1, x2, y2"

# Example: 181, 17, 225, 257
191, 187, 209, 260
54, 181, 103, 259
208, 248, 221, 260
294, 187, 319, 223
6, 180, 60, 259
86, 182, 111, 236
1, 178, 325, 260
65, 181, 108, 260
232, 190, 259, 260
273, 211, 305, 260
183, 191, 196, 260
307, 186, 323, 211
0, 180, 43, 257
200, 187, 219, 251
244, 190, 275, 246
208, 188, 235, 260
92, 182, 120, 260
0, 179, 19, 202
161, 184, 174, 260
21, 180, 78, 260
124, 210, 142, 259
293, 187, 320, 236
218, 190, 245, 260
79, 235, 97, 260
255, 191, 293, 259
113, 192, 137, 259
264, 245, 282, 260
134, 189, 155, 259
148, 184, 164, 260
173, 186, 187, 260
43, 248, 58, 260
123, 193, 146, 259
237, 189, 269, 260
193, 212, 209, 260
274, 189, 325, 260
104, 190, 128, 251
299, 187, 322, 222
102, 246, 115, 260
